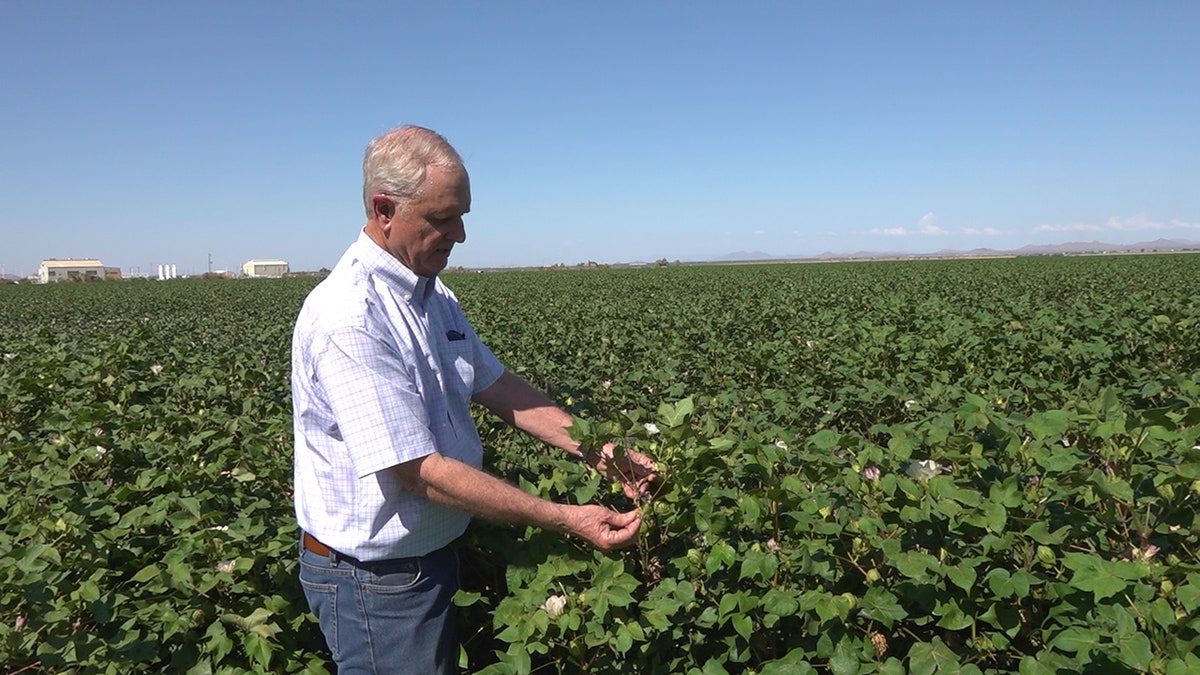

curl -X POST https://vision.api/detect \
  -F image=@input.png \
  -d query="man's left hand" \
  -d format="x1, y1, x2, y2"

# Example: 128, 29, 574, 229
586, 444, 658, 501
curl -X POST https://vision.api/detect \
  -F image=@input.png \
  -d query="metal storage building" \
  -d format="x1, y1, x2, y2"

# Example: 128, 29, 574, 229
38, 259, 121, 283
241, 259, 289, 278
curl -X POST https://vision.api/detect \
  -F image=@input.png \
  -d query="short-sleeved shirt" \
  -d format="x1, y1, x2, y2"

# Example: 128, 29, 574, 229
291, 230, 505, 560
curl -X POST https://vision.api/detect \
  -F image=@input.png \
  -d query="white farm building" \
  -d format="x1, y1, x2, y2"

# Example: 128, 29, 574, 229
38, 259, 121, 283
241, 259, 290, 278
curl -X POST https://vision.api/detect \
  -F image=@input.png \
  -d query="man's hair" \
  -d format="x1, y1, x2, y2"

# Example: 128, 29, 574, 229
362, 125, 465, 216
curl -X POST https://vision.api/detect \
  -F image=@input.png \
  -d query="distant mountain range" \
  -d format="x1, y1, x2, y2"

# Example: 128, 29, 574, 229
713, 238, 1200, 263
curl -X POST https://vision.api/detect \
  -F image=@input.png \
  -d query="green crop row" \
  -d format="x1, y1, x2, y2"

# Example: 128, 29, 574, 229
1, 254, 1198, 673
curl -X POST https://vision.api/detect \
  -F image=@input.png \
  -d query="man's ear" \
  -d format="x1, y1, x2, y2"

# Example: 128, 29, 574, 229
372, 195, 395, 223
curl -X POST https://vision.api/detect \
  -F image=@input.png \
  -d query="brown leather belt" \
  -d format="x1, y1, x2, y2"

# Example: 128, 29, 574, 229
302, 532, 333, 557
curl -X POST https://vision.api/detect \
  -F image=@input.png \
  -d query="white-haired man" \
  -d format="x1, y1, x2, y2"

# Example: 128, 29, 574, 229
291, 125, 657, 673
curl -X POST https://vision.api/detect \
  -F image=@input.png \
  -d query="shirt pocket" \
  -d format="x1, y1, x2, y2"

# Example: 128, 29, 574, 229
439, 339, 476, 401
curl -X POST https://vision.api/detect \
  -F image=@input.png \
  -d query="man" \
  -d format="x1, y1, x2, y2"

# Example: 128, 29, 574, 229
291, 125, 657, 674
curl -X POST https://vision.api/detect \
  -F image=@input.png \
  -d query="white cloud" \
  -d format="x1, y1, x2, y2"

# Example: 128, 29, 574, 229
1107, 215, 1200, 231
1036, 215, 1200, 235
753, 229, 766, 236
871, 213, 949, 237
1034, 223, 1103, 233
917, 211, 948, 235
1108, 215, 1163, 231
963, 227, 1002, 236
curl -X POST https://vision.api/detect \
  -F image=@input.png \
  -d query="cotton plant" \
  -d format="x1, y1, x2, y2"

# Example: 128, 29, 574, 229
904, 459, 952, 480
539, 594, 567, 620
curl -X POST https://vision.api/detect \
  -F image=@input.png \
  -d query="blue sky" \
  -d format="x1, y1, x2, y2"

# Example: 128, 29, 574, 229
2, 1, 1197, 276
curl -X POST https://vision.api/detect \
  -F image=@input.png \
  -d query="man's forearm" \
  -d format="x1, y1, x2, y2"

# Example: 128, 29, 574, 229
391, 453, 570, 532
389, 452, 643, 552
473, 371, 658, 500
473, 372, 583, 456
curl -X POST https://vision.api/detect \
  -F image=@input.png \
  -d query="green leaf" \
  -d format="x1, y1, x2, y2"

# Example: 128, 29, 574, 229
732, 614, 753, 641
935, 600, 975, 631
1026, 410, 1070, 440
893, 551, 938, 580
1176, 579, 1200, 613
502, 644, 532, 673
1051, 627, 1102, 658
1149, 598, 1177, 630
985, 568, 1014, 597
1024, 520, 1070, 545
1063, 553, 1140, 601
950, 488, 982, 506
659, 397, 694, 428
706, 541, 736, 575
859, 587, 907, 627
1018, 651, 1081, 674
130, 564, 160, 583
945, 564, 977, 592
1094, 474, 1134, 503
1033, 448, 1084, 472
614, 625, 633, 653
185, 660, 214, 675
77, 580, 101, 602
243, 632, 272, 671
760, 649, 818, 675
1165, 654, 1200, 675
762, 588, 800, 617
718, 592, 741, 618
740, 494, 762, 525
739, 550, 778, 582
908, 638, 967, 675
1115, 631, 1152, 671
828, 639, 862, 675
983, 501, 1007, 533
453, 590, 484, 607
809, 429, 840, 450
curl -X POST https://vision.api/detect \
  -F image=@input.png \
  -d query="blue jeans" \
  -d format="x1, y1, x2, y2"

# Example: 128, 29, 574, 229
299, 540, 460, 674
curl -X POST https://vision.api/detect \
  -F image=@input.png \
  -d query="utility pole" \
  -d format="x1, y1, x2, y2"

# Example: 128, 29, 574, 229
208, 253, 213, 274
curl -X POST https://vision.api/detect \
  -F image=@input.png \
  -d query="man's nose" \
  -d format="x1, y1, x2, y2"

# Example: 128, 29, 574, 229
447, 217, 466, 243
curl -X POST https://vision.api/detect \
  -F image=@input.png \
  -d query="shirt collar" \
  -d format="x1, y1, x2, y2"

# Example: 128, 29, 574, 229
352, 229, 435, 306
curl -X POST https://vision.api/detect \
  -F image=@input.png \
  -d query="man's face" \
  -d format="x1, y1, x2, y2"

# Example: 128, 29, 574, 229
379, 165, 471, 277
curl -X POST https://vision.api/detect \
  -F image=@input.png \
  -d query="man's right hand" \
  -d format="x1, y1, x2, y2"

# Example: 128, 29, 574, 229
565, 504, 643, 551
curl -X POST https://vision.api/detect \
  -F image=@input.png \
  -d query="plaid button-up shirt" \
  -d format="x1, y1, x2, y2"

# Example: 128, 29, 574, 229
291, 231, 505, 560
